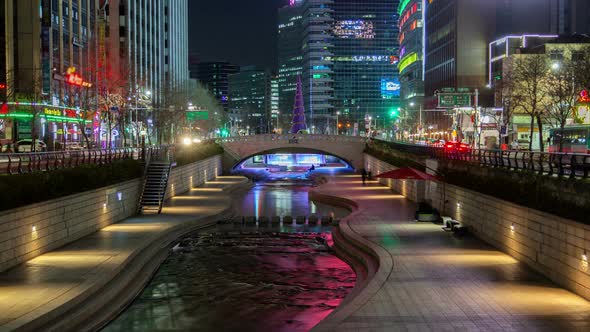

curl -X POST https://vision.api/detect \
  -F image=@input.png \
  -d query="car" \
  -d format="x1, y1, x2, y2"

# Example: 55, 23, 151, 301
16, 139, 47, 152
431, 139, 446, 148
444, 141, 472, 153
65, 142, 84, 151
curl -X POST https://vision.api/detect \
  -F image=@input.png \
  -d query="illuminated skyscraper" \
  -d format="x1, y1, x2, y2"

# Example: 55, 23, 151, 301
228, 66, 271, 134
332, 0, 401, 133
398, 0, 424, 114
102, 0, 188, 106
301, 0, 334, 133
195, 61, 239, 111
278, 1, 304, 129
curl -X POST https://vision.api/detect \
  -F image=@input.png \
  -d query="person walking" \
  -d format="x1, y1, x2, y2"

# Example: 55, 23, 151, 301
361, 168, 367, 185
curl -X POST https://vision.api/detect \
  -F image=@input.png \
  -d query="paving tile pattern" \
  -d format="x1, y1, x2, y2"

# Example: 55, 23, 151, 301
313, 175, 590, 332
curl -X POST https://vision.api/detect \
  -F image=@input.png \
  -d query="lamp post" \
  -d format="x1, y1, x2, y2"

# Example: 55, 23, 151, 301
336, 111, 340, 135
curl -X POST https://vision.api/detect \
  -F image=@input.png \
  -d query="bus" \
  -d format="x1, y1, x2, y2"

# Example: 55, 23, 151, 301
548, 125, 590, 154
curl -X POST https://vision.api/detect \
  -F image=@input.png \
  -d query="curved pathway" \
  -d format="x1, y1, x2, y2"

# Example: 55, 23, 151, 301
0, 176, 248, 332
312, 175, 590, 332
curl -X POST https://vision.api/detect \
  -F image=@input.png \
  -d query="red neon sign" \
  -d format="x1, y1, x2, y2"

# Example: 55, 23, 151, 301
64, 109, 77, 118
64, 67, 92, 87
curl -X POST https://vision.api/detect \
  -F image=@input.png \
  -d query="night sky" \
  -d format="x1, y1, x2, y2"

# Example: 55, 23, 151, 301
188, 0, 288, 70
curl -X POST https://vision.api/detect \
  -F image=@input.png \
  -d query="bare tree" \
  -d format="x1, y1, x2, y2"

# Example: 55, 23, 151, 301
495, 60, 523, 146
544, 47, 589, 152
156, 80, 226, 144
511, 54, 549, 151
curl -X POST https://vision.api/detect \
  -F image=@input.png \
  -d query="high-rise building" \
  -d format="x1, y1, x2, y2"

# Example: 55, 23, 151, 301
228, 66, 270, 134
270, 76, 280, 132
194, 62, 239, 111
554, 0, 590, 35
1, 0, 98, 146
398, 0, 424, 113
165, 0, 189, 89
102, 0, 188, 106
423, 0, 497, 130
331, 0, 400, 133
278, 0, 402, 134
301, 0, 335, 133
277, 1, 304, 128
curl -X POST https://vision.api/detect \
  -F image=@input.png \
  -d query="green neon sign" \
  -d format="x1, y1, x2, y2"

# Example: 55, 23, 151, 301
0, 112, 91, 123
398, 52, 418, 73
398, 0, 412, 15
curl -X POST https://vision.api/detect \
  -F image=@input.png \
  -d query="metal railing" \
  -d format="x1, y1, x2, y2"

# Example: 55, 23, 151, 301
0, 146, 174, 174
370, 139, 590, 179
217, 134, 368, 145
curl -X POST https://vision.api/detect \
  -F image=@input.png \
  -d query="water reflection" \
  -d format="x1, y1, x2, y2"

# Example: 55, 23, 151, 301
236, 184, 349, 219
102, 233, 355, 332
102, 181, 355, 332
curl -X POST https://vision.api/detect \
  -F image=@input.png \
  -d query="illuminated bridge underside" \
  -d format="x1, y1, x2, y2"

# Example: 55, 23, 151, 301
217, 135, 367, 170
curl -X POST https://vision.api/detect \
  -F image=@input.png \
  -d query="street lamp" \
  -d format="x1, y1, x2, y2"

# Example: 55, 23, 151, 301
336, 111, 340, 135
551, 62, 560, 70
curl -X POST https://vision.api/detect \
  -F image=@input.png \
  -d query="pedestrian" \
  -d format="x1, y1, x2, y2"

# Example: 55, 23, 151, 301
368, 170, 372, 181
361, 168, 367, 185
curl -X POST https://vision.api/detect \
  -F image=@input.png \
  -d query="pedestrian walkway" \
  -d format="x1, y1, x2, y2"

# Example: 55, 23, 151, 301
312, 175, 590, 332
0, 176, 248, 332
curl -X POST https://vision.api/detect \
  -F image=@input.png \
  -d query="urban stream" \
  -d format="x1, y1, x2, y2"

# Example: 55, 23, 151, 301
102, 171, 356, 332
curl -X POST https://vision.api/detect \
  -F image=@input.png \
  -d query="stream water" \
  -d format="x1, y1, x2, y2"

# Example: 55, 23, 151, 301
102, 176, 356, 332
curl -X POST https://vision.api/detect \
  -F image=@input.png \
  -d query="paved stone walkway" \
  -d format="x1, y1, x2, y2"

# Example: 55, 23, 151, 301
313, 175, 590, 332
0, 176, 247, 332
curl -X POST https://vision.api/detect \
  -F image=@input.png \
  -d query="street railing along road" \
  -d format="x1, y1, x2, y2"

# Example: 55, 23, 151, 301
0, 146, 171, 174
374, 139, 590, 179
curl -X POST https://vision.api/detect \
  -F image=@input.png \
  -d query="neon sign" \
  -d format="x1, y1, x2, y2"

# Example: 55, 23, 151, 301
579, 90, 590, 103
381, 78, 401, 99
333, 20, 375, 39
65, 67, 93, 87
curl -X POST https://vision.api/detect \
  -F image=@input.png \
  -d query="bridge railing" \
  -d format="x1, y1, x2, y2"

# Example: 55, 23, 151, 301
371, 139, 590, 179
217, 134, 368, 145
0, 146, 172, 175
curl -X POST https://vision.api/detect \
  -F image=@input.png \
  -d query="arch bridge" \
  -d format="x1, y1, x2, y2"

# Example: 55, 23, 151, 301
217, 134, 368, 171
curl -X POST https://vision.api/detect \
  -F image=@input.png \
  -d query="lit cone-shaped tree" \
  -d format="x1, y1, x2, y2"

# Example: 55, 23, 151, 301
290, 76, 307, 134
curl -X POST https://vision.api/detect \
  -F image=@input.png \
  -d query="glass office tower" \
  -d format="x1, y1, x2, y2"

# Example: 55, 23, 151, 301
331, 0, 400, 133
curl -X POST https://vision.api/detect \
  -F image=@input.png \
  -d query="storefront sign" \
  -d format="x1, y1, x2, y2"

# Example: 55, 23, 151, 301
44, 108, 61, 116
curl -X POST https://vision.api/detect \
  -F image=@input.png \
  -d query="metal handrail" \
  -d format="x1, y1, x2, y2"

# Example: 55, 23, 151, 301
369, 139, 590, 179
0, 147, 141, 174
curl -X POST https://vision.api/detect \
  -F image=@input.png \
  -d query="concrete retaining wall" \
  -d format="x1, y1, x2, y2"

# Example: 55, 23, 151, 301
364, 153, 590, 301
0, 155, 222, 273
165, 155, 221, 200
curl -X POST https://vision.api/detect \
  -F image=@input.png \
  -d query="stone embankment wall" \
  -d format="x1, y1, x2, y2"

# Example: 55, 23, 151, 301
365, 153, 590, 301
0, 155, 222, 272
165, 156, 221, 200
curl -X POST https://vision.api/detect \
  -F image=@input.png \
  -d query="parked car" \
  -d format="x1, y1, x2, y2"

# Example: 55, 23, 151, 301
16, 139, 47, 152
444, 141, 471, 154
65, 142, 84, 151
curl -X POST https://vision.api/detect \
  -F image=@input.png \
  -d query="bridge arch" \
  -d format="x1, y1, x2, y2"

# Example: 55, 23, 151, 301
232, 147, 355, 170
217, 134, 367, 171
